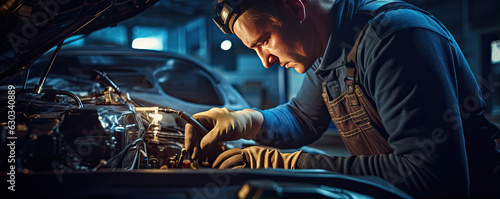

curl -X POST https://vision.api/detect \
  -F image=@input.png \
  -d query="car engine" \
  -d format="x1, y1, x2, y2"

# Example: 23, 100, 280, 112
0, 69, 225, 175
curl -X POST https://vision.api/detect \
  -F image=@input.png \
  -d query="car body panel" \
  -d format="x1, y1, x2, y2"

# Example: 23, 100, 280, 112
17, 47, 250, 113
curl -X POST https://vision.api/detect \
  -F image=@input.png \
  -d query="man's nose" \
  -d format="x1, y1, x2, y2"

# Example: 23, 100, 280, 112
257, 49, 277, 68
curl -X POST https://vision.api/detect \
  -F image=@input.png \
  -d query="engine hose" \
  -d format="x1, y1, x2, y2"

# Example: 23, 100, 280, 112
43, 89, 84, 108
160, 108, 208, 135
14, 88, 83, 108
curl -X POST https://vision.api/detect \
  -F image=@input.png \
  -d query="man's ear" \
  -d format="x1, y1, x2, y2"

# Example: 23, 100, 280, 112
285, 0, 306, 22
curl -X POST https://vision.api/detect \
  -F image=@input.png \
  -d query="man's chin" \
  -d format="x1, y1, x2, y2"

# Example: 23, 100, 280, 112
292, 65, 309, 74
294, 68, 306, 74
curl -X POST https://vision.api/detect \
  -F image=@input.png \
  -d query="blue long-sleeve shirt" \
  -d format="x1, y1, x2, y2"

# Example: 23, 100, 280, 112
253, 0, 500, 197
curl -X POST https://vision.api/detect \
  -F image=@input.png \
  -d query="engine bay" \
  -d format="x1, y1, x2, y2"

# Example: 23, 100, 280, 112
1, 69, 226, 175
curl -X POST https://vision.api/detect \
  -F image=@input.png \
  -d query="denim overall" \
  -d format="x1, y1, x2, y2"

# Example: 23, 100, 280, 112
322, 23, 394, 156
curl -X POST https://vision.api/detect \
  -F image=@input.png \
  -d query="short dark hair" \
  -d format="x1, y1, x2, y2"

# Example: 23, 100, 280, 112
238, 0, 284, 27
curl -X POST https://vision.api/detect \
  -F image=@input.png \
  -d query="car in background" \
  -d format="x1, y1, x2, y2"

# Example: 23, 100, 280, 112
11, 46, 250, 114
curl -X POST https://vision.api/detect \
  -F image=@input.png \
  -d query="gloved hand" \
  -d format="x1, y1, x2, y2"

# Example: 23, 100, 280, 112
213, 146, 302, 169
184, 107, 263, 159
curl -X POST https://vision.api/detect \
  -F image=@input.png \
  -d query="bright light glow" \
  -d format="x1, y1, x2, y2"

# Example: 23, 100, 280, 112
221, 40, 232, 51
132, 37, 163, 51
148, 113, 163, 122
492, 40, 500, 64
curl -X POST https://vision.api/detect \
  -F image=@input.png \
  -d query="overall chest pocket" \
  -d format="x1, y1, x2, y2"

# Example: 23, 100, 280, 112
322, 81, 394, 156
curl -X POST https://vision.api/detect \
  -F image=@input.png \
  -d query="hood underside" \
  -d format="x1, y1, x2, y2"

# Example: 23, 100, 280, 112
0, 0, 159, 81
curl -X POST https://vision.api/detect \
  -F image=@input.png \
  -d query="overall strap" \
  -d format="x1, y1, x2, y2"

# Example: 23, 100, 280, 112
345, 24, 368, 79
345, 25, 388, 139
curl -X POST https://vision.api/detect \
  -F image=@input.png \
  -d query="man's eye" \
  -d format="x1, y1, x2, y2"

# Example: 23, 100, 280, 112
257, 40, 268, 48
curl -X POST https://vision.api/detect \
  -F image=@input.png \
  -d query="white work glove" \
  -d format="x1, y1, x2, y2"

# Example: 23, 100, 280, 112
184, 107, 264, 159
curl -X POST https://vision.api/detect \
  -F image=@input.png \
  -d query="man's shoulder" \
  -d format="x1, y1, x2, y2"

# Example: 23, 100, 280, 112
365, 7, 449, 41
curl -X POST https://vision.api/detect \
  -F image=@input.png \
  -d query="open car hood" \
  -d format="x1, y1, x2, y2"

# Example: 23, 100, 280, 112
0, 0, 159, 81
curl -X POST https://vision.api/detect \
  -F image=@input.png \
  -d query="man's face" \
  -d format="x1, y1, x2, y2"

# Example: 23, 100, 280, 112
232, 7, 321, 74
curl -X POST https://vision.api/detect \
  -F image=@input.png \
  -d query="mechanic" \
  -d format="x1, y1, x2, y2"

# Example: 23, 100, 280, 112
184, 0, 500, 197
